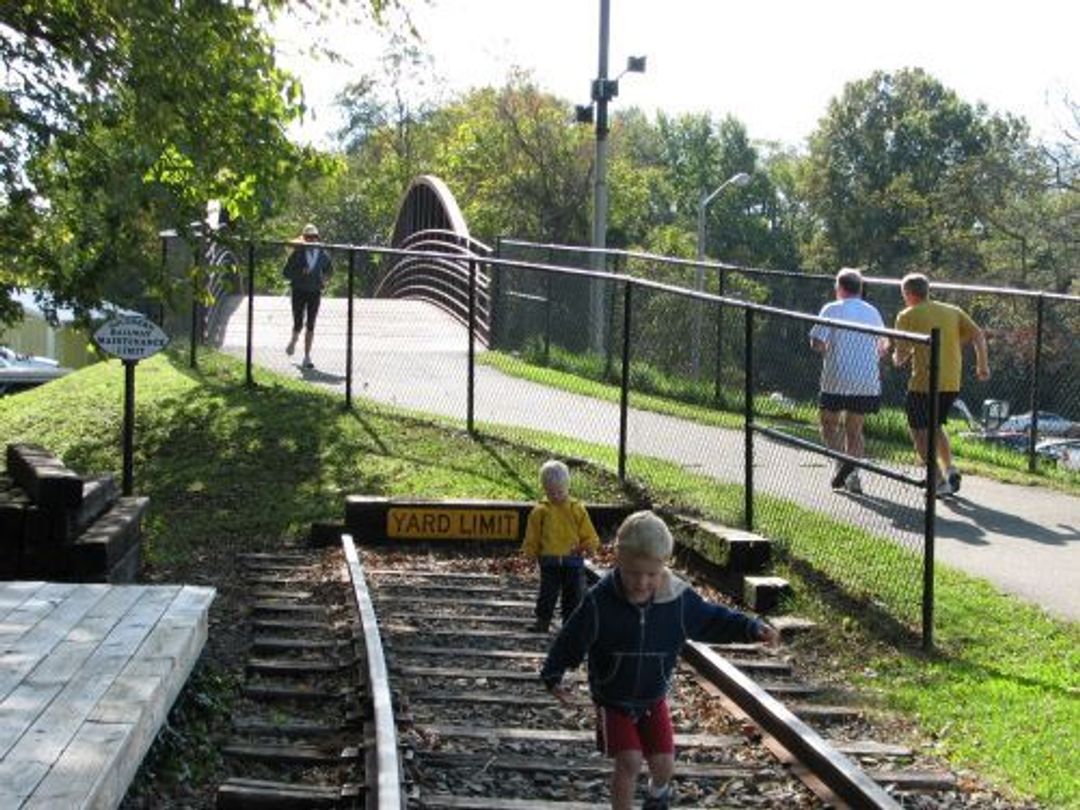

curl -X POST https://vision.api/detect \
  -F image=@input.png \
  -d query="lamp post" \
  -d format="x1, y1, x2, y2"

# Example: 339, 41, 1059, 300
583, 0, 645, 353
691, 171, 751, 378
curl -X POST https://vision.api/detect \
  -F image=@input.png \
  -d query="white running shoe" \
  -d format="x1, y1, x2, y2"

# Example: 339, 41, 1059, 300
844, 471, 863, 494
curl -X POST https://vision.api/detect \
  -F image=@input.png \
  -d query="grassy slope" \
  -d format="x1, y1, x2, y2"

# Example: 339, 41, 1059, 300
1, 352, 1076, 807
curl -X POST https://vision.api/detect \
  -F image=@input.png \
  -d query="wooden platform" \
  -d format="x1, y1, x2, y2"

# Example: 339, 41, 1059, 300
0, 581, 215, 808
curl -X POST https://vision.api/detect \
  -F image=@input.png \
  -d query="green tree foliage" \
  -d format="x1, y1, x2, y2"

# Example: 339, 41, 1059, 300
0, 1, 391, 325
803, 67, 1032, 278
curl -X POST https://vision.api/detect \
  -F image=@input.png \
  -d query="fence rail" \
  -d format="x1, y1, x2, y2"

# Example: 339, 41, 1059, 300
162, 232, 1019, 649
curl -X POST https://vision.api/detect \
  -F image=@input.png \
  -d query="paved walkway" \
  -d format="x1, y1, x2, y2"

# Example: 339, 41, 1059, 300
219, 297, 1079, 622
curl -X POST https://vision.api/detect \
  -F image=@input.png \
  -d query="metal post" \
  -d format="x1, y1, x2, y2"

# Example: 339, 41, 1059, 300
922, 328, 941, 651
1025, 294, 1045, 471
605, 252, 622, 380
715, 268, 728, 404
490, 237, 503, 349
245, 241, 255, 387
467, 257, 477, 435
158, 235, 168, 327
544, 247, 554, 365
743, 308, 754, 530
618, 282, 633, 483
346, 250, 356, 409
122, 360, 136, 496
692, 198, 707, 378
189, 280, 199, 369
589, 0, 611, 354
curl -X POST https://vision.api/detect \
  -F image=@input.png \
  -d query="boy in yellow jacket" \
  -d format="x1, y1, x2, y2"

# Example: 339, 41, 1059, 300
522, 460, 600, 632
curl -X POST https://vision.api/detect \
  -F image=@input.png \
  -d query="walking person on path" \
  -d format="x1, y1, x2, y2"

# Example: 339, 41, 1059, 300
521, 459, 600, 633
809, 267, 886, 494
282, 222, 332, 370
540, 511, 779, 810
892, 272, 990, 496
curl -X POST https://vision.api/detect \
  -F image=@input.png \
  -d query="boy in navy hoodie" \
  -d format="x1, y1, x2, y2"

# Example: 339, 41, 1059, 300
540, 511, 779, 810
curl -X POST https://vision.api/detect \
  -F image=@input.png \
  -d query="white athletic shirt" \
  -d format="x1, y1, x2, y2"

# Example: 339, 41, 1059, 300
808, 298, 884, 396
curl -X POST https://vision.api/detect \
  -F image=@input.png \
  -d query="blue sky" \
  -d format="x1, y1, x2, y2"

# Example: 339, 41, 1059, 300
274, 0, 1078, 150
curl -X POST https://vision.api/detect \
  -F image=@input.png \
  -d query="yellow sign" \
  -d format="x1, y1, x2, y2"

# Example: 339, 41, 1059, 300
387, 508, 520, 540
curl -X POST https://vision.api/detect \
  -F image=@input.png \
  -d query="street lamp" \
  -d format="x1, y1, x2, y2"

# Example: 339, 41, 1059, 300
690, 171, 751, 378
583, 0, 645, 353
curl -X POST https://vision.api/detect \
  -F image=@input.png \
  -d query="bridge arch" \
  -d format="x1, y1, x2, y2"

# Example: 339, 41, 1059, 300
376, 175, 491, 345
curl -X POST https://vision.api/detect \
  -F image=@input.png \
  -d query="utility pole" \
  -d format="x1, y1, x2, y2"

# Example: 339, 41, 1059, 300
589, 0, 612, 354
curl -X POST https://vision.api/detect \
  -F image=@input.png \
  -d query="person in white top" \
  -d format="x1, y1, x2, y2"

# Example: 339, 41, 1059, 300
808, 268, 886, 493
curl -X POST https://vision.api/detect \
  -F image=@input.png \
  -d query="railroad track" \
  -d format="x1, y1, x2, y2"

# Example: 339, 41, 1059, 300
216, 547, 372, 809
215, 537, 958, 809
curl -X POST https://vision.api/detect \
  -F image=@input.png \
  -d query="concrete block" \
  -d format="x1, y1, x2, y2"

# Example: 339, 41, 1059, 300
743, 576, 792, 614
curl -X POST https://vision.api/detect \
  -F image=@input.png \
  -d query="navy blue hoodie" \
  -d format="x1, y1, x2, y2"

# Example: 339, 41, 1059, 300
540, 567, 765, 712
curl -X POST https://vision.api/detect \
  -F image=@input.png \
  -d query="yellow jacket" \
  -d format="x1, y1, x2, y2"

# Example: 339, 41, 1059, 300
521, 497, 600, 559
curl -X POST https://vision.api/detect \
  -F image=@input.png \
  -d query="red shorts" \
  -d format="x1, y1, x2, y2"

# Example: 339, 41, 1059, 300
596, 699, 674, 756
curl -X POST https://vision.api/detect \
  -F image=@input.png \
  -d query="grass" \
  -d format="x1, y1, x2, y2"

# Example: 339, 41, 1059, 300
1, 350, 1076, 807
479, 345, 1080, 493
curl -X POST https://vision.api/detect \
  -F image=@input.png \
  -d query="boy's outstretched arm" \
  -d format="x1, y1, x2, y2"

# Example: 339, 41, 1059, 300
539, 592, 597, 696
685, 589, 779, 647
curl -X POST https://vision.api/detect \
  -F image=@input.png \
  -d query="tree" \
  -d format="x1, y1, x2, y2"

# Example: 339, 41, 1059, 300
804, 68, 1030, 279
0, 1, 395, 326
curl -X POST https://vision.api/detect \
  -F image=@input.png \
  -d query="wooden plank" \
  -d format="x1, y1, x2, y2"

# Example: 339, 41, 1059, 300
0, 582, 79, 644
391, 645, 544, 660
21, 720, 130, 810
413, 724, 739, 749
0, 586, 145, 759
217, 778, 346, 809
0, 581, 46, 620
0, 583, 110, 700
1, 587, 177, 771
3, 583, 212, 809
418, 750, 767, 780
378, 596, 534, 609
419, 796, 607, 810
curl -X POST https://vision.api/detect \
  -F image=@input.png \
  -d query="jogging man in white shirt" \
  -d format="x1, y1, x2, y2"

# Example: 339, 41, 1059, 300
808, 268, 886, 493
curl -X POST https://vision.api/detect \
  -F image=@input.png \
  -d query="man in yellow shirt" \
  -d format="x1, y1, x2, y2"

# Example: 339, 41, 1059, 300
522, 460, 600, 632
892, 273, 990, 496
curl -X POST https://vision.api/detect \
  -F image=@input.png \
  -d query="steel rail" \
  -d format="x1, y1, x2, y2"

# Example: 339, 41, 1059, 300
342, 534, 404, 810
683, 641, 901, 809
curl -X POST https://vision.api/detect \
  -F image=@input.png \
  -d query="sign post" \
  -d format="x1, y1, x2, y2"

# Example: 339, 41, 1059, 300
93, 314, 169, 495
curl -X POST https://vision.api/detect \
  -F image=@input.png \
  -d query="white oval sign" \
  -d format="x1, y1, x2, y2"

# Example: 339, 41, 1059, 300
94, 315, 169, 361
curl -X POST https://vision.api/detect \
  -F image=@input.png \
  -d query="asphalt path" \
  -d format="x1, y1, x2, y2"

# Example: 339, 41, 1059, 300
218, 296, 1079, 622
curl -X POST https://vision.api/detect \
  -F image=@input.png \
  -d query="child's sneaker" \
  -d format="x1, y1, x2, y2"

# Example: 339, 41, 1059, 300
946, 466, 961, 494
935, 480, 953, 498
642, 783, 673, 810
285, 338, 296, 356
302, 356, 315, 369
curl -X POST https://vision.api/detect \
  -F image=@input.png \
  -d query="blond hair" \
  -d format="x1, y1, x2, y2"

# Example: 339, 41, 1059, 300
539, 459, 570, 490
615, 510, 673, 560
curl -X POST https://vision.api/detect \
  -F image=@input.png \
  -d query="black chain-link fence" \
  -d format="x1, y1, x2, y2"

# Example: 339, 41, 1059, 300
497, 240, 1080, 479
162, 232, 1034, 645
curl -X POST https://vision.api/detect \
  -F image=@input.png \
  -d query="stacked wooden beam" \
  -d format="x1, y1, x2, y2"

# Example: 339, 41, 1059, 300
0, 443, 147, 582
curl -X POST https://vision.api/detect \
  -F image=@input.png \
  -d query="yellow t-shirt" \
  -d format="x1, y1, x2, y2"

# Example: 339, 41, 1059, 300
895, 300, 978, 392
521, 497, 600, 558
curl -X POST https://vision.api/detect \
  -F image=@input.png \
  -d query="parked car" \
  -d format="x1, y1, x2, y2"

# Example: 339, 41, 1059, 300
998, 411, 1075, 437
1035, 438, 1080, 469
0, 346, 71, 394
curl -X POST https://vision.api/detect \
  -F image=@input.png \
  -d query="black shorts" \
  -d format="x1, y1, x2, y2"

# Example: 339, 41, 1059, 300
905, 392, 958, 429
819, 393, 880, 414
291, 289, 321, 332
